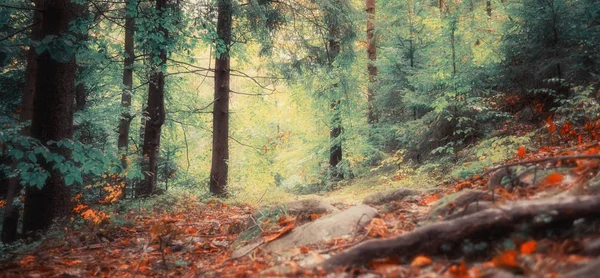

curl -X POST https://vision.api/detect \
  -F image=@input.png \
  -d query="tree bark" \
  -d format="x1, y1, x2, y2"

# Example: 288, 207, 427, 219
366, 0, 377, 125
1, 1, 42, 242
319, 195, 600, 270
209, 0, 232, 197
22, 0, 82, 234
138, 0, 168, 196
118, 0, 136, 182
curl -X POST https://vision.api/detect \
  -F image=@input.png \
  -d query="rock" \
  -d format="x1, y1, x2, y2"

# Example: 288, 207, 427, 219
363, 188, 422, 205
428, 189, 493, 221
263, 204, 378, 252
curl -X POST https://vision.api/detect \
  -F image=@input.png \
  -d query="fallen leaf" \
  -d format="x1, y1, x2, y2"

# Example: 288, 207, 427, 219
517, 145, 526, 159
366, 218, 389, 238
424, 195, 439, 205
492, 250, 519, 268
410, 255, 432, 268
448, 261, 470, 278
520, 240, 537, 254
63, 260, 82, 266
264, 224, 295, 243
542, 173, 564, 186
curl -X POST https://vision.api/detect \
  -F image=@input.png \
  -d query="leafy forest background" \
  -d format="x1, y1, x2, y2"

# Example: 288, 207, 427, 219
1, 0, 600, 244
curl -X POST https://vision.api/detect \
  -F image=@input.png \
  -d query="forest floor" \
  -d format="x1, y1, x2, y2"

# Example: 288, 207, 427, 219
2, 143, 600, 277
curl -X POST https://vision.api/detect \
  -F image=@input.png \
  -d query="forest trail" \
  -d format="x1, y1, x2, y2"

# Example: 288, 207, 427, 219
3, 141, 600, 277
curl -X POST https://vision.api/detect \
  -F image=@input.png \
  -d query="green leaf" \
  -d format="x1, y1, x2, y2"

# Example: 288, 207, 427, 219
27, 152, 37, 163
10, 149, 23, 160
65, 175, 75, 186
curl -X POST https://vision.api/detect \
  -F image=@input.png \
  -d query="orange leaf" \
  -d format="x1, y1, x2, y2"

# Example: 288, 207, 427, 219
517, 145, 526, 159
264, 224, 294, 243
63, 259, 83, 266
542, 173, 564, 185
311, 213, 322, 221
448, 261, 470, 278
410, 255, 432, 267
370, 259, 403, 275
278, 215, 293, 226
547, 116, 556, 133
367, 218, 389, 238
424, 195, 439, 205
492, 250, 519, 268
520, 240, 537, 254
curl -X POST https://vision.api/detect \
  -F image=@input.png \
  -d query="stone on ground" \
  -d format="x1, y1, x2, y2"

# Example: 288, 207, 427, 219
263, 204, 378, 252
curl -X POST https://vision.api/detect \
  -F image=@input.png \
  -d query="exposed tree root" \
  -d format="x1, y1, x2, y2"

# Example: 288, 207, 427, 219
319, 195, 600, 270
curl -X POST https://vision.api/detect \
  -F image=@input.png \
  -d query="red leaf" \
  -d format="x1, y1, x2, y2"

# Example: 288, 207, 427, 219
542, 173, 564, 186
492, 250, 519, 268
517, 145, 526, 159
547, 116, 556, 133
520, 241, 537, 254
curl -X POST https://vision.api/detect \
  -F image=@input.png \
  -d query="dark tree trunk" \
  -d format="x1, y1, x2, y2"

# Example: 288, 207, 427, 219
486, 0, 492, 17
138, 0, 168, 196
326, 3, 343, 180
366, 0, 377, 125
22, 0, 82, 234
209, 0, 232, 197
118, 0, 136, 181
1, 0, 42, 242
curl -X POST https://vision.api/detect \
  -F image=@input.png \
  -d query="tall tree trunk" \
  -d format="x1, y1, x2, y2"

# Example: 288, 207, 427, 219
486, 0, 492, 17
118, 0, 136, 184
366, 0, 377, 125
1, 2, 42, 242
138, 0, 168, 196
209, 0, 232, 197
326, 2, 343, 180
22, 0, 82, 234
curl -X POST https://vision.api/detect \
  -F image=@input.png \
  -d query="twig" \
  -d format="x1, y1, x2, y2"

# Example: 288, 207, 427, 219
0, 21, 40, 43
0, 3, 43, 11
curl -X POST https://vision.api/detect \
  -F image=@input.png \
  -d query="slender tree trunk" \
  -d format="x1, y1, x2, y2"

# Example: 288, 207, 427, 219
118, 0, 136, 184
1, 3, 41, 241
325, 3, 343, 180
366, 0, 377, 125
450, 22, 457, 78
22, 0, 82, 234
210, 0, 232, 197
74, 81, 87, 112
138, 0, 168, 196
486, 0, 492, 17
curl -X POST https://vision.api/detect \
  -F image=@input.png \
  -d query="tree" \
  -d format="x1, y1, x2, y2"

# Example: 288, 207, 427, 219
117, 0, 137, 194
138, 0, 170, 196
366, 0, 378, 125
209, 0, 233, 196
22, 0, 84, 234
1, 0, 41, 243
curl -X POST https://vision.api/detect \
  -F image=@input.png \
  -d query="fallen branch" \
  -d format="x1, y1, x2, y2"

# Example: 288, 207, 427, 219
318, 194, 600, 270
480, 154, 600, 177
